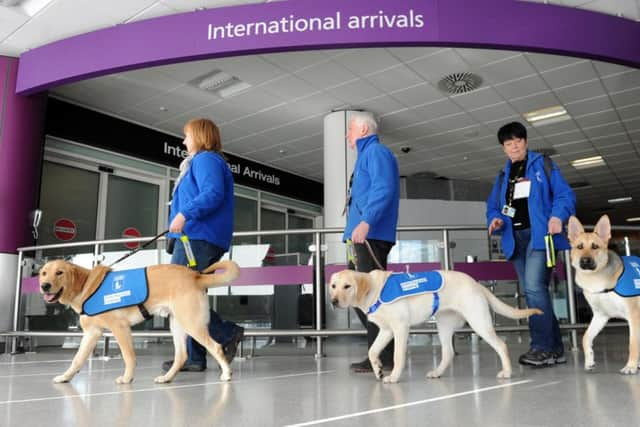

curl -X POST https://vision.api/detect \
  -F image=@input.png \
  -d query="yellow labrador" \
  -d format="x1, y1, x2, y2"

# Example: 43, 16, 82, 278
38, 259, 239, 384
329, 269, 542, 383
568, 215, 640, 374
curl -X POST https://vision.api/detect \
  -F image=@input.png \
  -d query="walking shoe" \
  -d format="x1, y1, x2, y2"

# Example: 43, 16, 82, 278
518, 349, 560, 367
224, 326, 245, 363
161, 360, 206, 372
350, 358, 393, 373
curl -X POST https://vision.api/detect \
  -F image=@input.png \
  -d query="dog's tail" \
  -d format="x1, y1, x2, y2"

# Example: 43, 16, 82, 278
479, 285, 543, 319
197, 260, 240, 288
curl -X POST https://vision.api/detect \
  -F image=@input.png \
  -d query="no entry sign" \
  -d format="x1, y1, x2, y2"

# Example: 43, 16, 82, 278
53, 218, 77, 241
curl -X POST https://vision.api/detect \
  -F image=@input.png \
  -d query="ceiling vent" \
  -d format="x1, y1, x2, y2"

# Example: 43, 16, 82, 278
437, 72, 483, 95
190, 70, 251, 98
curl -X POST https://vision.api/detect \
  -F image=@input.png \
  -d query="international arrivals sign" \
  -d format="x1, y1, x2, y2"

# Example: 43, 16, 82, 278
18, 0, 640, 94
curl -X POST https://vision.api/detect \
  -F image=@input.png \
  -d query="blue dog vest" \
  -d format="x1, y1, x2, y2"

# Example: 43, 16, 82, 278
82, 268, 150, 316
614, 256, 640, 297
368, 271, 444, 316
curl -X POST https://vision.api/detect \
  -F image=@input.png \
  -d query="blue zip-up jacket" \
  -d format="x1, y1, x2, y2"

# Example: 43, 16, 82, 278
343, 134, 399, 244
486, 150, 575, 260
169, 151, 234, 251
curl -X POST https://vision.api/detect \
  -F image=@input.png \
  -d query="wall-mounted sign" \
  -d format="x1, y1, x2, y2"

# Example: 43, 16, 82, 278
45, 99, 323, 205
53, 218, 76, 241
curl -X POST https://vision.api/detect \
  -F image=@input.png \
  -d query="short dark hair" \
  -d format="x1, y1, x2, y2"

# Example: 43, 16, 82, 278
497, 121, 527, 145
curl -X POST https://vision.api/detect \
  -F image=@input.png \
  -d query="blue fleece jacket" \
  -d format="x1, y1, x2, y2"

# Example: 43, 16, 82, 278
169, 151, 234, 251
486, 150, 576, 260
343, 134, 399, 244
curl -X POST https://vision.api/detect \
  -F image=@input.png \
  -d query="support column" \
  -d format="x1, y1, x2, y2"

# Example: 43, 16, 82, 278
323, 110, 359, 329
0, 56, 47, 333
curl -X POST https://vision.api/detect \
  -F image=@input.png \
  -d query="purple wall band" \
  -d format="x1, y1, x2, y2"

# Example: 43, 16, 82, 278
0, 56, 47, 253
16, 0, 640, 95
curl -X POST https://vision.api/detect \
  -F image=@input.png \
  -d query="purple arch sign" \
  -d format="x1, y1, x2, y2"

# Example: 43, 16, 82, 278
16, 0, 640, 95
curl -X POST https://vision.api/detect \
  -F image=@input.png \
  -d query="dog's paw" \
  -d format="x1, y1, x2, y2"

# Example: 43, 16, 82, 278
585, 363, 596, 371
115, 376, 133, 384
496, 370, 512, 379
53, 375, 71, 383
426, 370, 441, 379
620, 365, 638, 375
382, 375, 399, 384
219, 371, 232, 382
154, 374, 173, 384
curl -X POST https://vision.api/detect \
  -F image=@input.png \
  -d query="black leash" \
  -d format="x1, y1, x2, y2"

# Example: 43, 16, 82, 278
108, 230, 169, 268
364, 240, 385, 270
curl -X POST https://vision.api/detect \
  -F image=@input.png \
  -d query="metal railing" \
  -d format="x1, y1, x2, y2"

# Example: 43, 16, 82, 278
1, 224, 590, 358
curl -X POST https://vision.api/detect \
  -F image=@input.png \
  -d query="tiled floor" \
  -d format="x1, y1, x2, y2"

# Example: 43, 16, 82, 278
1, 329, 638, 426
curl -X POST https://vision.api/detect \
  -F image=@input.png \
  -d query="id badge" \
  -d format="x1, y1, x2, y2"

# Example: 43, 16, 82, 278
513, 179, 531, 199
502, 205, 516, 218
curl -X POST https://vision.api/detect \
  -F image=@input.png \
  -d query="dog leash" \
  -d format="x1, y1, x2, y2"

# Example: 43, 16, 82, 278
347, 239, 385, 271
544, 233, 556, 268
108, 230, 169, 268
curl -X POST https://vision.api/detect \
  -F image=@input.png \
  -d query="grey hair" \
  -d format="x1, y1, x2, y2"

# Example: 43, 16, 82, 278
349, 111, 378, 135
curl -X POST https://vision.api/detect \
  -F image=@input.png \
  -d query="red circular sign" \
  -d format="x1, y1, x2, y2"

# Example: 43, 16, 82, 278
122, 227, 142, 249
53, 218, 77, 241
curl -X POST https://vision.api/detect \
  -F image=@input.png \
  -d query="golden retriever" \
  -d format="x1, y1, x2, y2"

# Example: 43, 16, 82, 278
38, 259, 239, 384
329, 269, 542, 383
568, 215, 640, 374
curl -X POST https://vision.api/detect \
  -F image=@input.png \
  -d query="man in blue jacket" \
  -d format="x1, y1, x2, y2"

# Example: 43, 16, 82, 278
487, 121, 575, 367
343, 111, 400, 373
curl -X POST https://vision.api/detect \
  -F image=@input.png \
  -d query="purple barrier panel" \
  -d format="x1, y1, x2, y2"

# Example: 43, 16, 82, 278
226, 265, 313, 286
453, 260, 567, 281
452, 261, 517, 281
21, 276, 40, 294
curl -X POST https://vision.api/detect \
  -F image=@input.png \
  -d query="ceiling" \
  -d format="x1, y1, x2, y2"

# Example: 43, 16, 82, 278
1, 0, 640, 225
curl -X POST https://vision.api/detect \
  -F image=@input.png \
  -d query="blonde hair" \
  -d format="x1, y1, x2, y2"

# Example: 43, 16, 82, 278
183, 118, 222, 153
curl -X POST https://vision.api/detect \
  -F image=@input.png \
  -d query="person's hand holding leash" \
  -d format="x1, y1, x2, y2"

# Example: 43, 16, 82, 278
548, 216, 562, 234
351, 221, 370, 244
488, 218, 504, 235
169, 213, 186, 233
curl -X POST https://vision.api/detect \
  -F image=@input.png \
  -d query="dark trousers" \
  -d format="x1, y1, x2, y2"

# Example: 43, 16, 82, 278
349, 239, 394, 365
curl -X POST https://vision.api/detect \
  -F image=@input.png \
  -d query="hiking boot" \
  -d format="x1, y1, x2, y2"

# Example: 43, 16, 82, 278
161, 360, 206, 372
224, 326, 245, 363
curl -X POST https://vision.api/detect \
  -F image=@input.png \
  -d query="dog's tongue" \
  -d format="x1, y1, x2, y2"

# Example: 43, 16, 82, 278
44, 293, 57, 302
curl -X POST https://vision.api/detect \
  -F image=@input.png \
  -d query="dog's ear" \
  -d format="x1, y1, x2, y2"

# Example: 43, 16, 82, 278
84, 265, 111, 291
354, 272, 371, 303
70, 263, 90, 293
567, 216, 584, 243
594, 214, 611, 242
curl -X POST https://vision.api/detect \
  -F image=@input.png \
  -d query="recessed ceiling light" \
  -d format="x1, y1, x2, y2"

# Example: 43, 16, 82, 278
608, 196, 632, 204
570, 155, 606, 169
278, 149, 287, 155
159, 106, 168, 112
626, 217, 640, 222
523, 105, 570, 126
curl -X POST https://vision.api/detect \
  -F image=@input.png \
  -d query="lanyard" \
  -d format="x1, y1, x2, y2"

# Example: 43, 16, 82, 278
342, 172, 354, 216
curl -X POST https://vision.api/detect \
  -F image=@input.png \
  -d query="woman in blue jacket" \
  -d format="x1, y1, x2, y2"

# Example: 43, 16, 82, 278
487, 121, 575, 367
162, 118, 244, 372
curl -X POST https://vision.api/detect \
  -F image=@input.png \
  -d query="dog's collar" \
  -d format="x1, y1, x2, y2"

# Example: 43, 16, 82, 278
587, 287, 616, 295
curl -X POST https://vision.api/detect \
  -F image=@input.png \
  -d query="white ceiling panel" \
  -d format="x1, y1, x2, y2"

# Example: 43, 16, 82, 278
494, 74, 549, 100
619, 104, 640, 121
365, 64, 425, 93
451, 87, 505, 111
126, 2, 177, 23
541, 61, 599, 89
262, 50, 330, 73
389, 83, 445, 108
509, 91, 562, 114
333, 48, 400, 75
611, 87, 640, 108
555, 80, 608, 104
356, 95, 406, 118
565, 95, 614, 116
546, 130, 587, 145
411, 99, 465, 122
574, 110, 621, 128
217, 56, 285, 85
526, 52, 584, 73
469, 102, 520, 123
260, 76, 317, 102
406, 49, 469, 83
4, 0, 157, 52
0, 6, 28, 42
479, 54, 537, 85
593, 60, 634, 77
583, 122, 627, 138
455, 48, 519, 67
295, 61, 357, 90
325, 79, 383, 104
602, 70, 640, 93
